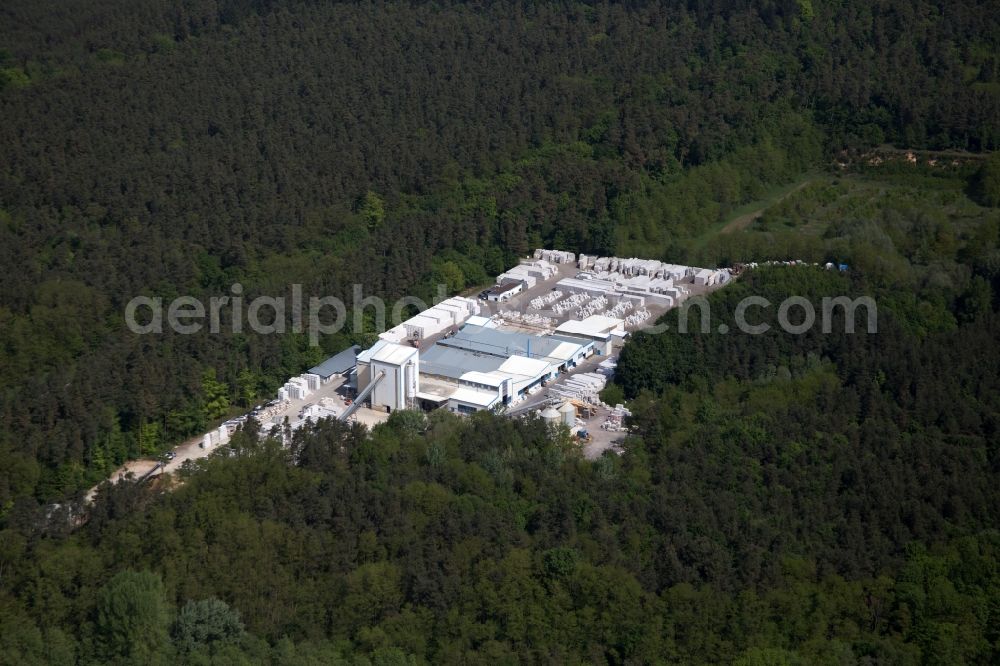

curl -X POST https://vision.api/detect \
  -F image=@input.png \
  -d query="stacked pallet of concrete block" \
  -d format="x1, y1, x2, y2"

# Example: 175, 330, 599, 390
433, 302, 465, 327
285, 377, 311, 400
529, 290, 563, 310
556, 277, 616, 298
404, 313, 449, 340
625, 308, 652, 327
577, 254, 595, 270
498, 260, 556, 288
658, 264, 689, 281
665, 286, 689, 304
533, 249, 576, 264
550, 372, 607, 403
612, 274, 650, 290
432, 296, 482, 327
647, 277, 674, 293
693, 268, 716, 285
498, 269, 535, 289
443, 296, 481, 318
602, 404, 632, 431
617, 258, 662, 276
552, 292, 591, 315
516, 258, 558, 279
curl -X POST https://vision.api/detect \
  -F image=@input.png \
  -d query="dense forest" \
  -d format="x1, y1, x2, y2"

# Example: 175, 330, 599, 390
1, 1, 1000, 663
2, 262, 999, 662
1, 0, 998, 501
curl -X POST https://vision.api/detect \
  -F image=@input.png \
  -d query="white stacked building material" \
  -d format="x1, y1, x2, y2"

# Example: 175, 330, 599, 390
555, 254, 725, 311
550, 372, 607, 403
576, 295, 609, 319
625, 308, 652, 327
284, 377, 310, 401
433, 303, 464, 326
379, 324, 408, 343
665, 286, 689, 304
602, 404, 632, 432
616, 258, 663, 276
583, 256, 723, 284
380, 297, 480, 344
604, 300, 633, 318
551, 292, 591, 315
500, 259, 557, 288
403, 315, 443, 340
498, 267, 537, 289
499, 309, 523, 322
442, 296, 481, 317
520, 313, 554, 328
659, 264, 689, 280
693, 268, 717, 285
300, 402, 339, 421
302, 373, 322, 391
533, 249, 576, 264
556, 276, 617, 297
529, 290, 564, 310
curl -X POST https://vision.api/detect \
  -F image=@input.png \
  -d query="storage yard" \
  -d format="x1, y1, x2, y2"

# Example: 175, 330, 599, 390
186, 250, 735, 460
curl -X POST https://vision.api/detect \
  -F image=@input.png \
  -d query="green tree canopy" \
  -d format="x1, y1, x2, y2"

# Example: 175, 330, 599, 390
95, 570, 171, 664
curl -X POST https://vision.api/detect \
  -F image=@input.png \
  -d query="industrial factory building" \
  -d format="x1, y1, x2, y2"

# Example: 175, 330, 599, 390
415, 327, 594, 414
308, 345, 360, 383
332, 249, 732, 416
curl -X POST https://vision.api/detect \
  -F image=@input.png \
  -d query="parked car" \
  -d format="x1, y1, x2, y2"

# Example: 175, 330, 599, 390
164, 451, 176, 461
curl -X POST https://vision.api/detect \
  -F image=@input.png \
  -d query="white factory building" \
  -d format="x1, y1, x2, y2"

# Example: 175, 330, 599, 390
407, 321, 600, 415
485, 281, 523, 302
340, 249, 733, 418
353, 341, 420, 413
554, 315, 627, 355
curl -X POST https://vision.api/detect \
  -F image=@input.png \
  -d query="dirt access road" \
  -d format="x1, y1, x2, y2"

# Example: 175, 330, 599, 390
719, 177, 818, 234
84, 432, 218, 503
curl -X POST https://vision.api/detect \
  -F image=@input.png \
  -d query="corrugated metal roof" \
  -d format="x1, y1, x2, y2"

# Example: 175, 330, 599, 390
464, 315, 493, 328
449, 387, 501, 408
460, 371, 507, 387
357, 339, 391, 364
439, 325, 589, 363
548, 341, 581, 361
309, 345, 362, 378
414, 391, 451, 404
371, 342, 418, 366
419, 345, 506, 379
499, 355, 550, 378
488, 282, 522, 295
555, 315, 624, 337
